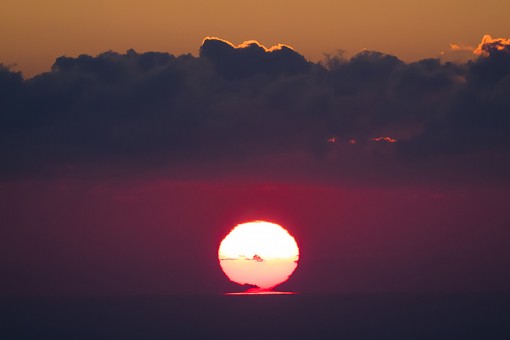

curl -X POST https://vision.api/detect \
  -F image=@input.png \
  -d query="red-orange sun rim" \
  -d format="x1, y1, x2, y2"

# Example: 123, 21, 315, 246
218, 221, 299, 290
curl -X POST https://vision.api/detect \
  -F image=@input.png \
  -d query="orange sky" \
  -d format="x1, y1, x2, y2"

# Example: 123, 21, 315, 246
1, 0, 509, 77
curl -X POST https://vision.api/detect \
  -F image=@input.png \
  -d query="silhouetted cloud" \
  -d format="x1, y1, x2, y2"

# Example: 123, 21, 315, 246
199, 37, 311, 79
474, 35, 510, 55
1, 36, 510, 184
442, 35, 510, 64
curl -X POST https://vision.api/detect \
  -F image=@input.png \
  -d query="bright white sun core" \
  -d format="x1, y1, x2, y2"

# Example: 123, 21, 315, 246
218, 221, 299, 290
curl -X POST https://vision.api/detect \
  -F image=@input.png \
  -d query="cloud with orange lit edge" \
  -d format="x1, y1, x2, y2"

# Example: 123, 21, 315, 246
443, 34, 510, 62
474, 35, 510, 55
371, 137, 397, 143
0, 35, 510, 184
199, 37, 311, 78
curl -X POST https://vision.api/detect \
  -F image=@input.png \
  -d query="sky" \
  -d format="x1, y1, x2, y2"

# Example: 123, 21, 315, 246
1, 1, 510, 296
1, 0, 510, 77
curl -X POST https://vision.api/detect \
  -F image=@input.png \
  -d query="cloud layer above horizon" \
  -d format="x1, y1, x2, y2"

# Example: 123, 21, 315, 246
1, 36, 510, 185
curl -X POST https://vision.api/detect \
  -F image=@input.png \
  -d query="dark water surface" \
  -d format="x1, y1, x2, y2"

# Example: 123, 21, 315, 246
1, 293, 509, 339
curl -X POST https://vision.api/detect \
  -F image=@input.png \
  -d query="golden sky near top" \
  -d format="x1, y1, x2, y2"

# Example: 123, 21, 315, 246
1, 0, 509, 77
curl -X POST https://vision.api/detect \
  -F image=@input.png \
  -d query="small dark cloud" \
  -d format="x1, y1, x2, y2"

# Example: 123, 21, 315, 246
0, 36, 510, 184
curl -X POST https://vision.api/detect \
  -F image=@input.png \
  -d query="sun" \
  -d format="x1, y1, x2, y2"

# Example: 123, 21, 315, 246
218, 221, 299, 290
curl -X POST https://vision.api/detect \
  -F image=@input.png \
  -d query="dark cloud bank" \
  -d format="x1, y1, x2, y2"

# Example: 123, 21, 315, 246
1, 37, 510, 184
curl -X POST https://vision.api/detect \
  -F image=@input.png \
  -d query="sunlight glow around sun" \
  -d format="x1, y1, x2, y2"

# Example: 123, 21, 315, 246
218, 221, 299, 290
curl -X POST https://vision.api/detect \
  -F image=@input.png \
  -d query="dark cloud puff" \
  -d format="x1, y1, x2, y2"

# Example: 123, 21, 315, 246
199, 37, 311, 79
0, 37, 510, 183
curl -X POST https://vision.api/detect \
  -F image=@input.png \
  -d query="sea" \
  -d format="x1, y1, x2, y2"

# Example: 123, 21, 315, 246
1, 293, 509, 339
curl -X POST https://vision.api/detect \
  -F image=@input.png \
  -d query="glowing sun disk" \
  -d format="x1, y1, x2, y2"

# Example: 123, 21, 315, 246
218, 221, 299, 290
